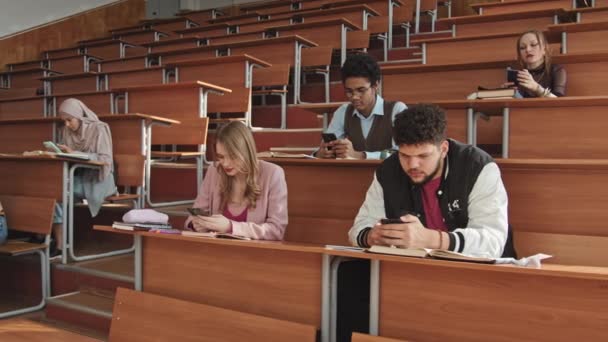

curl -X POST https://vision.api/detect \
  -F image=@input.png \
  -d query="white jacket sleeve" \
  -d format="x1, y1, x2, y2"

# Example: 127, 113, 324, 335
449, 162, 509, 258
348, 174, 386, 246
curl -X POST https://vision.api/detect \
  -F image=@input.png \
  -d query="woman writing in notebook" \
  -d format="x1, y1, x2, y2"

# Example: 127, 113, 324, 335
185, 121, 288, 240
48, 98, 116, 254
509, 30, 566, 98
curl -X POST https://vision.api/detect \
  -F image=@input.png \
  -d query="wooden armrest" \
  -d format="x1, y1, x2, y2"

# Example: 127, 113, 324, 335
0, 240, 46, 256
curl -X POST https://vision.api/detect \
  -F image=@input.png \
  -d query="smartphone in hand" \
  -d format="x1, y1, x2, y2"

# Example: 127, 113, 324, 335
507, 69, 519, 86
380, 218, 404, 225
321, 133, 337, 151
187, 208, 210, 216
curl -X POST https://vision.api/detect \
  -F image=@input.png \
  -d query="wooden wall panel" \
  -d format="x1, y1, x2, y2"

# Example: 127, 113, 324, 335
0, 0, 145, 70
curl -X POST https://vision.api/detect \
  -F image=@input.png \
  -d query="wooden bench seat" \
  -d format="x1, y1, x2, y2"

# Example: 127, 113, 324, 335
109, 287, 318, 341
0, 195, 55, 319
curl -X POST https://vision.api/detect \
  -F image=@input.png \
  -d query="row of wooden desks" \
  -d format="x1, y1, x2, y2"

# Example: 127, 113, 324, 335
94, 224, 608, 342
0, 113, 178, 263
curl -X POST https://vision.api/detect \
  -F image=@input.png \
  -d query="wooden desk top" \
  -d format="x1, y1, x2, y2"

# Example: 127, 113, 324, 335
271, 18, 361, 31
173, 22, 231, 35
0, 318, 100, 342
40, 71, 99, 81
112, 80, 232, 94
0, 154, 105, 166
261, 157, 382, 167
94, 225, 328, 253
471, 0, 567, 10
165, 54, 272, 68
206, 11, 262, 24
438, 7, 565, 25
291, 101, 347, 114
140, 36, 201, 47
154, 35, 318, 57
324, 248, 608, 279
432, 96, 608, 110
548, 20, 608, 33
95, 224, 608, 280
0, 113, 180, 125
0, 68, 55, 76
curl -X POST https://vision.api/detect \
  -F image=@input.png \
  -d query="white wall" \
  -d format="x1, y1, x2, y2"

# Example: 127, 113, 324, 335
0, 0, 119, 38
180, 0, 265, 11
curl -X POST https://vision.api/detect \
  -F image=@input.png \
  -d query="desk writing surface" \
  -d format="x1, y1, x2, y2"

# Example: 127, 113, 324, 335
0, 318, 100, 342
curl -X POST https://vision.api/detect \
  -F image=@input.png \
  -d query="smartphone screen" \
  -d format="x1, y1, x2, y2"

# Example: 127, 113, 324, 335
507, 69, 519, 85
321, 133, 337, 143
187, 208, 210, 216
380, 218, 404, 225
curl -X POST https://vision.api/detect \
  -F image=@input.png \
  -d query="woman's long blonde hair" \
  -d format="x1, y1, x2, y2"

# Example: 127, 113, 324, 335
215, 122, 261, 210
516, 29, 552, 75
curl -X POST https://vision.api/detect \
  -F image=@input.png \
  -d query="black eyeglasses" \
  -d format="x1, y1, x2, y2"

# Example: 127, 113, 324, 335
345, 86, 372, 98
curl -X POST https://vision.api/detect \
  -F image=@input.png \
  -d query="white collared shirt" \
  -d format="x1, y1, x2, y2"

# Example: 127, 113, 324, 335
325, 95, 407, 159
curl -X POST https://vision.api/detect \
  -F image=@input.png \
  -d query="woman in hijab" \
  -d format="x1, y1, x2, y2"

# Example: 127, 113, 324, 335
51, 98, 116, 253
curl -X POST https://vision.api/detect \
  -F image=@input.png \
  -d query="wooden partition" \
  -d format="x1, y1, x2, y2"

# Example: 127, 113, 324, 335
499, 159, 608, 267
549, 21, 608, 54
0, 96, 50, 119
170, 55, 270, 114
0, 118, 54, 153
0, 0, 145, 69
266, 159, 377, 245
381, 52, 608, 103
376, 254, 608, 341
471, 0, 573, 15
439, 8, 563, 37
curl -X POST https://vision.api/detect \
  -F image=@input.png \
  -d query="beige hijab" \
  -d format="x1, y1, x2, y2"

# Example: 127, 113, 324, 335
59, 98, 113, 180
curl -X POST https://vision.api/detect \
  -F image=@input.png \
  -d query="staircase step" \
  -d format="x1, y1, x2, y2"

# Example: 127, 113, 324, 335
46, 288, 114, 335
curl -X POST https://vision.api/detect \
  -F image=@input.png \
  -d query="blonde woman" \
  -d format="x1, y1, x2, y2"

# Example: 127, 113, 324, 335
512, 30, 566, 98
185, 122, 288, 240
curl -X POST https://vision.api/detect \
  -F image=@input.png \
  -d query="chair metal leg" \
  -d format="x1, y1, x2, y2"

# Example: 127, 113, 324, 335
0, 250, 47, 318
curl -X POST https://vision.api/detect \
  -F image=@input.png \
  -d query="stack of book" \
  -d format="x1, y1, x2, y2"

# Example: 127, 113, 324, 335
112, 221, 173, 231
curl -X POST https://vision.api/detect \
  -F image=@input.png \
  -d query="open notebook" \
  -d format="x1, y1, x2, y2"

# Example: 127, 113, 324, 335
181, 230, 252, 240
367, 245, 495, 264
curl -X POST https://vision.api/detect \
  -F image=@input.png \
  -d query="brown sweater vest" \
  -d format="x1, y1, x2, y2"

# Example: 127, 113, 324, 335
344, 100, 396, 152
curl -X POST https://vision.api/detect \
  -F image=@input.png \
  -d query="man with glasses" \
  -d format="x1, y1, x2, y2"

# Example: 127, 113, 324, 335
314, 53, 406, 159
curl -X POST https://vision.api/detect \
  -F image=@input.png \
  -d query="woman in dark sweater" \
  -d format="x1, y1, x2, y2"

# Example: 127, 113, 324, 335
513, 30, 566, 98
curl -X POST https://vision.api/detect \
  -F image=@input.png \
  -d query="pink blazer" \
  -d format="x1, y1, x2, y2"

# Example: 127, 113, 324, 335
185, 160, 288, 240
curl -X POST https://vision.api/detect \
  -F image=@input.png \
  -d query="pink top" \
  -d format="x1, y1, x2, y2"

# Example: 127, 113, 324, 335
421, 177, 447, 232
185, 160, 288, 240
223, 205, 248, 223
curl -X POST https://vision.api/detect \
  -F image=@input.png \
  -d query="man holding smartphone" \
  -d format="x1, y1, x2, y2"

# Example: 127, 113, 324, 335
350, 104, 513, 257
314, 53, 406, 159
337, 104, 514, 341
